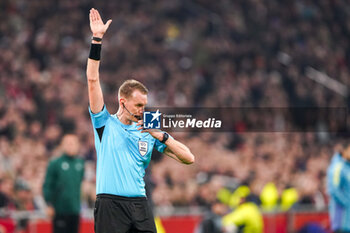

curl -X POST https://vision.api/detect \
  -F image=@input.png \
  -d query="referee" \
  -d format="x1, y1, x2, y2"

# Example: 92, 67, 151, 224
87, 8, 195, 233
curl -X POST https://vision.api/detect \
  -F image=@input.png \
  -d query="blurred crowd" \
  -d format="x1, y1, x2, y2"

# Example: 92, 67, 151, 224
1, 0, 350, 221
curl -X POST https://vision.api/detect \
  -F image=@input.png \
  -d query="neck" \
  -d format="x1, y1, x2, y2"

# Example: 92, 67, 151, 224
117, 108, 133, 125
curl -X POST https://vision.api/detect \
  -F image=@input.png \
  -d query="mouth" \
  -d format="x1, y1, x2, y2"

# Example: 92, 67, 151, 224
134, 115, 142, 121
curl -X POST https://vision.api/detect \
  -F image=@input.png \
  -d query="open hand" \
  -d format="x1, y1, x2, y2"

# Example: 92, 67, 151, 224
89, 8, 112, 38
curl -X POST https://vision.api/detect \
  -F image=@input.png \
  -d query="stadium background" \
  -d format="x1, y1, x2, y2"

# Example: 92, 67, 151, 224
1, 0, 350, 232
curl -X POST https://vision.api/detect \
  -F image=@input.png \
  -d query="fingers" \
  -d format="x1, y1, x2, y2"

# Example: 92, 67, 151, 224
138, 127, 148, 133
105, 19, 112, 29
137, 120, 143, 131
93, 9, 99, 21
90, 8, 94, 21
137, 121, 145, 131
89, 10, 93, 22
90, 8, 98, 22
95, 9, 102, 21
90, 8, 95, 22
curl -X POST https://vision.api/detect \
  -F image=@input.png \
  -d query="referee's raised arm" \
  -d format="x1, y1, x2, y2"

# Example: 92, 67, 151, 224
86, 8, 112, 113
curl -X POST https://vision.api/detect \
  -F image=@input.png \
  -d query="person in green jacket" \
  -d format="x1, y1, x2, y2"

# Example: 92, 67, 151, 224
43, 134, 85, 233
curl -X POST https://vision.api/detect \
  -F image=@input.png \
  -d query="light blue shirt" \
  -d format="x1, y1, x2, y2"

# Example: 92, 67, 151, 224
89, 106, 166, 197
327, 153, 350, 231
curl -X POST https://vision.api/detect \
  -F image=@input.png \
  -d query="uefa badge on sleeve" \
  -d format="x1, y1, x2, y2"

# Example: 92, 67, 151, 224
143, 110, 161, 129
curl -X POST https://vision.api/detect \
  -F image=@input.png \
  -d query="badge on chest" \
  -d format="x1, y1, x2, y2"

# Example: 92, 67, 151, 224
138, 141, 148, 156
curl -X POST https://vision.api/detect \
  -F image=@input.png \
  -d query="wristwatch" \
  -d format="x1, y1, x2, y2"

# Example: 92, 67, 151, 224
160, 132, 169, 143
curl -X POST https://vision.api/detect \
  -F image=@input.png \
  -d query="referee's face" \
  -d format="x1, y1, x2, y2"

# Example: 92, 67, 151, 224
124, 90, 147, 121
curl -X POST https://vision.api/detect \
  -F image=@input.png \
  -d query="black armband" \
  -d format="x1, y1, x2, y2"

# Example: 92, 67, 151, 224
92, 37, 102, 42
89, 43, 101, 61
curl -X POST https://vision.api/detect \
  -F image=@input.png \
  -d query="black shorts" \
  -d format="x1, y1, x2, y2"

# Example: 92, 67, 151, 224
94, 194, 157, 233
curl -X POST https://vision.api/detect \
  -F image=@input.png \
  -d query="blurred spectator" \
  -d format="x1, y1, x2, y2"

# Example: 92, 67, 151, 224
260, 182, 279, 211
14, 180, 35, 233
0, 180, 8, 210
0, 177, 15, 210
43, 134, 85, 233
195, 200, 228, 233
280, 186, 298, 211
222, 194, 263, 233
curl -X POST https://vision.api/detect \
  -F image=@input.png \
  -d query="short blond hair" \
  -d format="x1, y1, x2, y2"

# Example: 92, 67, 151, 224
118, 79, 148, 99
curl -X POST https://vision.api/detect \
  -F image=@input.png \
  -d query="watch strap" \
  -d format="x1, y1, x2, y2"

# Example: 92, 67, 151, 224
161, 132, 169, 143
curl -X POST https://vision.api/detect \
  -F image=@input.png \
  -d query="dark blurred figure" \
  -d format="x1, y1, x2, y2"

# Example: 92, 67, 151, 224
0, 176, 15, 210
43, 134, 85, 233
0, 179, 8, 210
195, 201, 228, 233
298, 223, 327, 233
14, 180, 35, 233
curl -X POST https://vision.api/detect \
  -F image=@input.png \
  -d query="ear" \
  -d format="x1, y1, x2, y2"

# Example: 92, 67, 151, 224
119, 97, 126, 106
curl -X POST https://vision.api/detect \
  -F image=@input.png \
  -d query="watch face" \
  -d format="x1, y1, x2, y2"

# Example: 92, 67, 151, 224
162, 132, 169, 143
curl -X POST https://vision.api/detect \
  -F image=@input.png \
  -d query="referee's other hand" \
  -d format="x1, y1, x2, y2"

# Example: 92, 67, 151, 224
136, 120, 163, 140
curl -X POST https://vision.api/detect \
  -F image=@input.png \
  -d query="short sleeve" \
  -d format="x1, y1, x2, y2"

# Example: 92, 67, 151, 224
89, 105, 110, 128
154, 133, 173, 153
